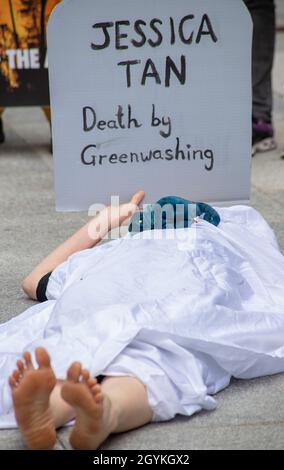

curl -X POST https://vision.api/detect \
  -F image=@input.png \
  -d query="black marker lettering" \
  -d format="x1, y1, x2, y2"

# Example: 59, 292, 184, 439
196, 14, 218, 43
117, 60, 141, 87
141, 59, 161, 85
165, 55, 186, 87
179, 15, 194, 44
132, 20, 147, 47
91, 22, 114, 50
148, 19, 163, 47
83, 107, 96, 132
115, 20, 130, 50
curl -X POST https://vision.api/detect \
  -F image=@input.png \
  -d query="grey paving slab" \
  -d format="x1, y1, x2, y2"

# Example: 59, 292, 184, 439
56, 374, 284, 450
100, 422, 284, 450
0, 431, 64, 450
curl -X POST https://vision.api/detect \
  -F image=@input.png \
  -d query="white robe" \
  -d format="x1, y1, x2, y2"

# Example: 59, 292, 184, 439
1, 205, 284, 428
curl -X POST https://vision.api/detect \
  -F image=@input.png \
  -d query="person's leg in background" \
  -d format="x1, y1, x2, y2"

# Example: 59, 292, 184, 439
42, 106, 53, 153
0, 107, 5, 144
244, 0, 277, 155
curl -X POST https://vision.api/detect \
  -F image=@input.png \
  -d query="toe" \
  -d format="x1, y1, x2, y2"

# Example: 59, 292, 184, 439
23, 352, 34, 370
81, 369, 90, 383
91, 384, 102, 396
67, 362, 82, 382
17, 360, 25, 374
12, 369, 21, 383
95, 392, 104, 404
87, 378, 97, 388
9, 376, 17, 389
35, 348, 51, 369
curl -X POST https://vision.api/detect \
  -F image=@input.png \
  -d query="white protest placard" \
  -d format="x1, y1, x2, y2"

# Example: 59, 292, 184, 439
47, 0, 252, 211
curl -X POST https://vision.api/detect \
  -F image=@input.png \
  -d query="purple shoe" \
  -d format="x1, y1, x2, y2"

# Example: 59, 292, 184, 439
252, 120, 277, 156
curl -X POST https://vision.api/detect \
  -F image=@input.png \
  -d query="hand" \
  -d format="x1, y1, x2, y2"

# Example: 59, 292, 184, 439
107, 190, 145, 230
88, 191, 145, 241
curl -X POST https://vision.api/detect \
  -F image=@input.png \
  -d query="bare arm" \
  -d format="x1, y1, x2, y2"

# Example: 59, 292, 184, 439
22, 191, 145, 300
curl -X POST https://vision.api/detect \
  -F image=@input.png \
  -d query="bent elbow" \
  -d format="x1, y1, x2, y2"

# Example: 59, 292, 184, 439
21, 276, 37, 300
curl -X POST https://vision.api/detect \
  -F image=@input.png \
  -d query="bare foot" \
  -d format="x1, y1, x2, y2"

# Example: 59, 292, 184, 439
9, 348, 57, 450
61, 364, 117, 449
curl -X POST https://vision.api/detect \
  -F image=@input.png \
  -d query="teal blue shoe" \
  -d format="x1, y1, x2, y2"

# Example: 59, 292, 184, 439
128, 196, 220, 233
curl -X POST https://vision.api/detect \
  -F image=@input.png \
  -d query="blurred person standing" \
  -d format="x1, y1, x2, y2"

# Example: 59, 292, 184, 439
0, 109, 4, 143
244, 0, 277, 155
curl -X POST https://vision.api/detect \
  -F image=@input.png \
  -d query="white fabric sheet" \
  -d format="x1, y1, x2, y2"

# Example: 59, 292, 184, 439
0, 206, 284, 428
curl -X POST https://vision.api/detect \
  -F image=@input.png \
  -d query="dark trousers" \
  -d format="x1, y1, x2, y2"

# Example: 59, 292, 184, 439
244, 0, 276, 122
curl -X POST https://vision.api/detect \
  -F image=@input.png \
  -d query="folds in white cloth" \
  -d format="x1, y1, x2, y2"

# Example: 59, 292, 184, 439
0, 206, 284, 428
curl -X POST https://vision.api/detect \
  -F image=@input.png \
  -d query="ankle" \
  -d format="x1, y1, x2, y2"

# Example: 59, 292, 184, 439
104, 394, 119, 433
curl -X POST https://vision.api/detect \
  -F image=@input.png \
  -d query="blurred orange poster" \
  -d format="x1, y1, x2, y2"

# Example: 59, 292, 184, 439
0, 0, 61, 106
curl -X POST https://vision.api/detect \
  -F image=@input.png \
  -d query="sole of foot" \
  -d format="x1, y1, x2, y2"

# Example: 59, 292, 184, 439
9, 347, 57, 450
61, 364, 115, 450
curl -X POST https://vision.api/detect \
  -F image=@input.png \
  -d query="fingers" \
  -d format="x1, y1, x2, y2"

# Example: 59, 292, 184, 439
118, 190, 145, 223
118, 205, 136, 224
130, 190, 145, 207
